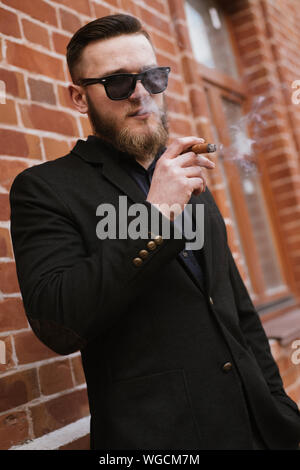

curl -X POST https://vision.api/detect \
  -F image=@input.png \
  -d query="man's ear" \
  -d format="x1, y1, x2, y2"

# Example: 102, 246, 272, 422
68, 84, 88, 114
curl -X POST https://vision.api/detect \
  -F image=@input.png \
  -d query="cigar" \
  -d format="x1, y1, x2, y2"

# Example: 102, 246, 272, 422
191, 143, 217, 154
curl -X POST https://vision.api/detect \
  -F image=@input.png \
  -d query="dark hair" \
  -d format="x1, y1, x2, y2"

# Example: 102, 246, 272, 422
66, 14, 152, 84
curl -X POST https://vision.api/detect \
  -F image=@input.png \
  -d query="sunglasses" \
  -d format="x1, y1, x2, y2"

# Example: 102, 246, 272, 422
77, 66, 171, 100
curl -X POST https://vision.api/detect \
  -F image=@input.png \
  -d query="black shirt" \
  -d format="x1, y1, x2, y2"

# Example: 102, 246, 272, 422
117, 147, 205, 289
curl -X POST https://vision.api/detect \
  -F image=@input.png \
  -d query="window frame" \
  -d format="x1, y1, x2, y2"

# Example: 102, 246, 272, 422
181, 3, 293, 311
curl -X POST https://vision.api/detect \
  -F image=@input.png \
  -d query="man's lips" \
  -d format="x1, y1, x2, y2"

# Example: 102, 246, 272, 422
128, 108, 152, 117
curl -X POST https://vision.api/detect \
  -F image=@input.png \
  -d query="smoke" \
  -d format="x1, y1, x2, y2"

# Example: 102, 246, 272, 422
219, 95, 270, 175
217, 79, 298, 175
132, 94, 166, 119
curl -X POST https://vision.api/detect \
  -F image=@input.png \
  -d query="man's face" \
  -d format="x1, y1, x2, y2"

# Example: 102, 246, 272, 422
78, 34, 169, 164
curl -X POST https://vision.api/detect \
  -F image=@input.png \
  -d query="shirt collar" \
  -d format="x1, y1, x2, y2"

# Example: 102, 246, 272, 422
118, 146, 165, 176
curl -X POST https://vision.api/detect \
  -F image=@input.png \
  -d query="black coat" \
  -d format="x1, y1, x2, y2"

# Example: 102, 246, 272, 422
9, 136, 300, 450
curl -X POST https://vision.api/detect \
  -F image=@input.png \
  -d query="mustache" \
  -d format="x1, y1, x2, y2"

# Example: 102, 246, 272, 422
126, 97, 165, 117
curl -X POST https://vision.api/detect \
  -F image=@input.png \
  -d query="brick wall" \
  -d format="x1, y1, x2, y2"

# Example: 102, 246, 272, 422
224, 0, 300, 301
0, 0, 299, 450
224, 0, 300, 411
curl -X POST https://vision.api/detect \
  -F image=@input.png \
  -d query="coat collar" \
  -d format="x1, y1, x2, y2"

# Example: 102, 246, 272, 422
71, 135, 117, 165
71, 135, 213, 294
71, 135, 153, 204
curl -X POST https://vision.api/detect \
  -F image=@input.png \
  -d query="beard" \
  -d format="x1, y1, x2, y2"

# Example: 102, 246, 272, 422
86, 93, 169, 164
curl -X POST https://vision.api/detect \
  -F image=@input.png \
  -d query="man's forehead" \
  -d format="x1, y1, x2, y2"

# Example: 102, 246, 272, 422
80, 34, 157, 77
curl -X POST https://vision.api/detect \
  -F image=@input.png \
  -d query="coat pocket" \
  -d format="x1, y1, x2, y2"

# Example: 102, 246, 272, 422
104, 369, 200, 450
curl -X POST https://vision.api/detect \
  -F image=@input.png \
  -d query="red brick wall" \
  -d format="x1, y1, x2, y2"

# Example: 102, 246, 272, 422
224, 0, 300, 410
224, 0, 300, 300
0, 0, 299, 450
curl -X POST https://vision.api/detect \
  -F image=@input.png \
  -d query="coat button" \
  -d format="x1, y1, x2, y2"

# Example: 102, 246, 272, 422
147, 241, 156, 251
154, 235, 163, 245
133, 257, 143, 267
139, 250, 149, 259
222, 362, 232, 372
209, 296, 214, 305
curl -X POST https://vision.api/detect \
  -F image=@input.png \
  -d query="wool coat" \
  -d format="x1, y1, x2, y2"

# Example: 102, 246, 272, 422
9, 136, 300, 450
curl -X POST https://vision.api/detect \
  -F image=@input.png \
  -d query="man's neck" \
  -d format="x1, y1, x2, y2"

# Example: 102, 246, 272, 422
135, 156, 155, 170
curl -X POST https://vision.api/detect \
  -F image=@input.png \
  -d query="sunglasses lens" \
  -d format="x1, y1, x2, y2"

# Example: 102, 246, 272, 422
105, 75, 134, 100
142, 68, 169, 94
103, 67, 170, 100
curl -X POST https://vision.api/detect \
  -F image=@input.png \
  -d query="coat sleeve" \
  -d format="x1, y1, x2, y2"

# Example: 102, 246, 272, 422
9, 169, 186, 355
227, 244, 300, 415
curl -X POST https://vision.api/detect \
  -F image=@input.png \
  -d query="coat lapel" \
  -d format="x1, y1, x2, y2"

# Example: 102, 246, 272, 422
71, 137, 212, 294
189, 192, 212, 294
71, 137, 148, 204
102, 154, 148, 205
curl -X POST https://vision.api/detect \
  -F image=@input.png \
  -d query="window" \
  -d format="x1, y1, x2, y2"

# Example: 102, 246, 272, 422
184, 0, 290, 309
222, 97, 285, 295
184, 0, 239, 78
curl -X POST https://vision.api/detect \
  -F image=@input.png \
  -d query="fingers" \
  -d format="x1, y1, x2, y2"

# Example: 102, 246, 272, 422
183, 165, 205, 179
193, 187, 204, 196
161, 136, 205, 160
184, 167, 206, 192
188, 177, 206, 194
177, 152, 215, 169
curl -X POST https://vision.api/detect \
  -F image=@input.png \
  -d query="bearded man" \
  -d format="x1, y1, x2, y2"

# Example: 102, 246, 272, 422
9, 14, 300, 450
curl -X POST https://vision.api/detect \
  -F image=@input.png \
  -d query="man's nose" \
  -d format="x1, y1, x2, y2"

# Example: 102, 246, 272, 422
128, 80, 150, 100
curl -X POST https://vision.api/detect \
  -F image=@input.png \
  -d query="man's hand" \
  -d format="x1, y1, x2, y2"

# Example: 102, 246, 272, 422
146, 137, 216, 220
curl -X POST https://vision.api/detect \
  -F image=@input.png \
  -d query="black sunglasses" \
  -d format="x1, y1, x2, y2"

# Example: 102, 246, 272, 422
77, 66, 171, 100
